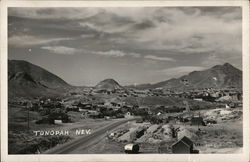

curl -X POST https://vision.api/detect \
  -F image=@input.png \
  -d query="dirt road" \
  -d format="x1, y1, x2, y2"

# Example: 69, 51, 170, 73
43, 117, 138, 154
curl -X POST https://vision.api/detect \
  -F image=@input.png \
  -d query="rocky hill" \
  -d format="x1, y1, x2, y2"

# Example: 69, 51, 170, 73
8, 60, 70, 97
8, 60, 242, 97
94, 78, 124, 91
130, 63, 242, 90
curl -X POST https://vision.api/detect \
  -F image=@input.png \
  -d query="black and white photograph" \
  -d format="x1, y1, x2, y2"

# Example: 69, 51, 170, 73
1, 1, 250, 162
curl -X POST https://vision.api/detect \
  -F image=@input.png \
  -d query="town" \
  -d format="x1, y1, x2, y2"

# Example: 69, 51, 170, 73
8, 81, 243, 154
10, 86, 242, 123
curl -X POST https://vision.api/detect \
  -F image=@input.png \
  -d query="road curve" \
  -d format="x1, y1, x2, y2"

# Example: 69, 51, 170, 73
43, 118, 138, 154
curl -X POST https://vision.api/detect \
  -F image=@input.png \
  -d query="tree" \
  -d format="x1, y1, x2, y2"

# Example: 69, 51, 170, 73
169, 125, 180, 138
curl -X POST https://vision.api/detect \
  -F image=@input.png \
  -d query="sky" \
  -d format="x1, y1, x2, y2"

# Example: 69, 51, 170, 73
8, 7, 242, 86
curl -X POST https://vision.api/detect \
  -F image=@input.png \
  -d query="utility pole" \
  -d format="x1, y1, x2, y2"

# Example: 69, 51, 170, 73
27, 101, 32, 131
183, 100, 190, 114
198, 111, 201, 131
28, 106, 29, 130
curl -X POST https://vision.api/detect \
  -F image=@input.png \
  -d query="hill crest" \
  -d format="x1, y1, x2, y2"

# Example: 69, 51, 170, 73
95, 78, 124, 90
8, 60, 70, 97
129, 63, 242, 90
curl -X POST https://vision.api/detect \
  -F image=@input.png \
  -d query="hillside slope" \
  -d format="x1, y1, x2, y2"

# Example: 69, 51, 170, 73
8, 60, 70, 97
94, 79, 124, 91
130, 63, 242, 90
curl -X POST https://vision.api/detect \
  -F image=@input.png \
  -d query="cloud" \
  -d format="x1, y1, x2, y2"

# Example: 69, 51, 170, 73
128, 52, 141, 58
8, 7, 242, 85
41, 46, 79, 55
94, 50, 125, 57
9, 8, 242, 56
93, 50, 141, 58
76, 7, 241, 61
144, 55, 175, 62
8, 8, 99, 20
80, 33, 96, 39
79, 21, 133, 34
131, 7, 241, 56
8, 34, 72, 47
8, 7, 242, 71
79, 23, 103, 33
76, 7, 242, 66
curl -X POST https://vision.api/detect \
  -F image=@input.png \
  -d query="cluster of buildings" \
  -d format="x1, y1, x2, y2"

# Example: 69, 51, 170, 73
9, 84, 242, 126
145, 87, 242, 103
76, 87, 242, 104
65, 101, 135, 119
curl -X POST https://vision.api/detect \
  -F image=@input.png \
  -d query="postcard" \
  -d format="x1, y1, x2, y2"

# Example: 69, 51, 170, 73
1, 0, 249, 161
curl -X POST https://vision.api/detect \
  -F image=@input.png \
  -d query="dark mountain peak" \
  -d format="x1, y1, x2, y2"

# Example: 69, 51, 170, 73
150, 63, 242, 90
8, 59, 70, 97
212, 62, 238, 70
211, 63, 241, 76
223, 62, 233, 67
211, 64, 222, 69
101, 78, 119, 84
9, 59, 35, 69
95, 78, 123, 90
9, 59, 27, 63
9, 59, 69, 87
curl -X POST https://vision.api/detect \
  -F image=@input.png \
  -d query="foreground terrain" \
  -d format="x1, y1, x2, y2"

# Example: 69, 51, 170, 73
72, 108, 242, 154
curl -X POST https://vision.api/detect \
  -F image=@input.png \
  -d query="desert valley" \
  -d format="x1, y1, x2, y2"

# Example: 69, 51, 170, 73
8, 60, 243, 154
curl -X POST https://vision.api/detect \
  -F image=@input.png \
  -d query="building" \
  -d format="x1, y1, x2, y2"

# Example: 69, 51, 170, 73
54, 119, 62, 124
190, 116, 206, 126
125, 112, 132, 118
124, 143, 140, 154
225, 104, 230, 109
82, 110, 101, 118
193, 98, 203, 101
172, 136, 196, 154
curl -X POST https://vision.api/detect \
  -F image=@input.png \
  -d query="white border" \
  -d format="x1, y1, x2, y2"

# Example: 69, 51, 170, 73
1, 1, 249, 162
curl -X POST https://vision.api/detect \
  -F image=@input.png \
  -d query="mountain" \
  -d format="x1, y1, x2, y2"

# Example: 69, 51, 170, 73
8, 60, 70, 97
8, 60, 241, 98
94, 78, 124, 91
132, 63, 242, 90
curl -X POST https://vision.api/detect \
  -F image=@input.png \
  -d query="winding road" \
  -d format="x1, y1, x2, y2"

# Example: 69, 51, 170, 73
43, 117, 138, 154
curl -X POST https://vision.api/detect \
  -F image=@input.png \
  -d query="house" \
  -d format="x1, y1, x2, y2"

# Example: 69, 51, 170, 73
67, 106, 79, 112
26, 101, 33, 108
77, 102, 92, 109
225, 104, 230, 109
125, 112, 132, 118
54, 119, 62, 124
171, 136, 198, 154
157, 112, 162, 116
229, 103, 236, 108
124, 143, 140, 154
111, 102, 121, 107
191, 116, 206, 126
79, 107, 88, 112
87, 110, 101, 118
205, 119, 217, 125
193, 98, 203, 101
120, 106, 129, 113
179, 116, 190, 123
95, 89, 113, 95
139, 106, 149, 112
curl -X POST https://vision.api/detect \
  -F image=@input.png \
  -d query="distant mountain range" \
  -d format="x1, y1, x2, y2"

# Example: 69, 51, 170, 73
8, 60, 242, 97
128, 63, 242, 90
8, 60, 70, 97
